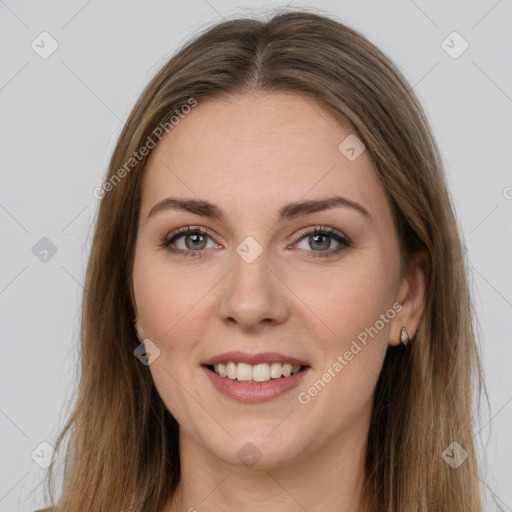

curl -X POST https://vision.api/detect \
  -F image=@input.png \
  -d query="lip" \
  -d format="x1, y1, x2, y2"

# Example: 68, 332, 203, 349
202, 351, 310, 366
202, 365, 311, 404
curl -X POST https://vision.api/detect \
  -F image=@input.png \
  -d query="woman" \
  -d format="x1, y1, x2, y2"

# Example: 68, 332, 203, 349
39, 8, 491, 512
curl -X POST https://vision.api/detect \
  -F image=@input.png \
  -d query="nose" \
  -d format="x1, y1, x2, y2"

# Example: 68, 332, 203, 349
217, 246, 290, 331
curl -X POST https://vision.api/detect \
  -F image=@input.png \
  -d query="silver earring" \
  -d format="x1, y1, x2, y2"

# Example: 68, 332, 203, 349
400, 327, 410, 347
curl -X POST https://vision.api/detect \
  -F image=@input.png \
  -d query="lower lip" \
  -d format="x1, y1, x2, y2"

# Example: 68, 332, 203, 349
202, 366, 310, 404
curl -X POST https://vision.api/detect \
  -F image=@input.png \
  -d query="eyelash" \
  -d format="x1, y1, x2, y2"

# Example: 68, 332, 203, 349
159, 225, 351, 259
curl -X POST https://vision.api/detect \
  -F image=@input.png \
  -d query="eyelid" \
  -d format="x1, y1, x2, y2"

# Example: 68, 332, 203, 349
161, 225, 219, 248
291, 226, 351, 257
293, 225, 349, 242
160, 224, 351, 258
163, 225, 214, 240
162, 225, 349, 243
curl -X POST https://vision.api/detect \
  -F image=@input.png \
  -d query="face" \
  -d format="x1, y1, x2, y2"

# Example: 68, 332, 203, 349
132, 92, 412, 468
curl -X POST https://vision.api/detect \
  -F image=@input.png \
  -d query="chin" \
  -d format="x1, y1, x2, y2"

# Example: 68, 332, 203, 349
203, 428, 306, 469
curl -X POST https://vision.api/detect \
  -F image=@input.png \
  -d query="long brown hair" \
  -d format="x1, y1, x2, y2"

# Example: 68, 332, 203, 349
43, 7, 492, 511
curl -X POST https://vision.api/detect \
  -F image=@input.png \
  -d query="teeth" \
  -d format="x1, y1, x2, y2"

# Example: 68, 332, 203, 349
217, 363, 227, 377
237, 362, 253, 381
270, 362, 283, 378
212, 362, 303, 382
226, 361, 237, 379
253, 363, 270, 382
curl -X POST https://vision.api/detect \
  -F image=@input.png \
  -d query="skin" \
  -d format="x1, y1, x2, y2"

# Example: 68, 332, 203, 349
132, 91, 428, 512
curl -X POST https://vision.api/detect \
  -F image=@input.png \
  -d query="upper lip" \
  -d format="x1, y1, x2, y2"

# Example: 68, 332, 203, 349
202, 351, 310, 366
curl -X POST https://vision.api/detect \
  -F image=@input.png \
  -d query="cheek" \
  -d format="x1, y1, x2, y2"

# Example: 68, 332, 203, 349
293, 259, 396, 351
133, 248, 210, 345
133, 251, 209, 423
292, 259, 395, 413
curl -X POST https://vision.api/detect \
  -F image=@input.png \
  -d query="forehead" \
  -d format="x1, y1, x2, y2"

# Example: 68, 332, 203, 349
139, 92, 388, 223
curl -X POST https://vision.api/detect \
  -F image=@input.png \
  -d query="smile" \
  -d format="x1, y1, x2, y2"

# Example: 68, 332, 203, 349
206, 361, 304, 383
201, 351, 311, 403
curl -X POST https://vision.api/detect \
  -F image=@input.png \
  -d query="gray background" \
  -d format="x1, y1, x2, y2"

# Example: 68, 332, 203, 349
0, 1, 511, 510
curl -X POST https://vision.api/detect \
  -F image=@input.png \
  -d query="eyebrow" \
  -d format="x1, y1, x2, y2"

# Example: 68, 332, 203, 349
146, 195, 371, 222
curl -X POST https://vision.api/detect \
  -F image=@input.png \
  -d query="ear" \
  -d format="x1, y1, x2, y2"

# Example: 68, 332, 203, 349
132, 299, 143, 342
389, 248, 429, 347
133, 319, 144, 342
